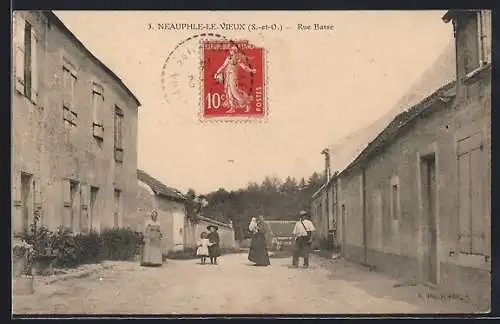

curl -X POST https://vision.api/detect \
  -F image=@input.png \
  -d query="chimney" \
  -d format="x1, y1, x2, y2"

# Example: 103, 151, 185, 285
321, 148, 331, 182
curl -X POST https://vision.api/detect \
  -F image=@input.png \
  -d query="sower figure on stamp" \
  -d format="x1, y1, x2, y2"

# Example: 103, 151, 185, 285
213, 44, 256, 113
292, 210, 316, 268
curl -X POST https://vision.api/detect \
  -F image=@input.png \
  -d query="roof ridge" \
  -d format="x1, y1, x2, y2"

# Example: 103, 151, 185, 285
339, 80, 457, 175
45, 11, 141, 107
137, 169, 186, 201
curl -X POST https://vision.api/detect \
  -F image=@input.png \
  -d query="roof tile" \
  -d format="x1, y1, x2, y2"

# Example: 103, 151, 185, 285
137, 169, 186, 202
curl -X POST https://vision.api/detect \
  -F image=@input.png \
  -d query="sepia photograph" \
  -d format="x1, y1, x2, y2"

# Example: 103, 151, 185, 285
11, 9, 491, 315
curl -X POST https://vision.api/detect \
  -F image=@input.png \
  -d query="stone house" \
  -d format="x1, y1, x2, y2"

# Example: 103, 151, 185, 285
136, 169, 187, 254
12, 11, 140, 235
311, 34, 457, 254
335, 10, 491, 309
311, 178, 339, 248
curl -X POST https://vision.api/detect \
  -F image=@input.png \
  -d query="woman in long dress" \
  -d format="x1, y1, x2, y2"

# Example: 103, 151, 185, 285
247, 215, 272, 266
141, 209, 163, 266
214, 44, 256, 113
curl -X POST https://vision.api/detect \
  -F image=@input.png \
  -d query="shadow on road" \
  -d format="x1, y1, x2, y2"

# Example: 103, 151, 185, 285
315, 256, 481, 314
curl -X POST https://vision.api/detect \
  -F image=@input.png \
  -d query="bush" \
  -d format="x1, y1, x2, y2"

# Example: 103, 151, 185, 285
74, 230, 104, 264
17, 225, 143, 270
51, 227, 78, 268
100, 227, 143, 261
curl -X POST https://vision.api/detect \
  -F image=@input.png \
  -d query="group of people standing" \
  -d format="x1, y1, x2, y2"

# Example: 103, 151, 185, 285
196, 225, 221, 265
247, 210, 316, 268
145, 207, 316, 268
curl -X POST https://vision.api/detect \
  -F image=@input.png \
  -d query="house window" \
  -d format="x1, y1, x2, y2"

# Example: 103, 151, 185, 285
459, 11, 491, 77
62, 60, 78, 128
14, 14, 38, 104
457, 132, 487, 256
80, 185, 89, 234
92, 82, 104, 140
114, 106, 124, 163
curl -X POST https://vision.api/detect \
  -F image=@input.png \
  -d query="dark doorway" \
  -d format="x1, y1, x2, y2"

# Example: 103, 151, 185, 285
420, 154, 438, 284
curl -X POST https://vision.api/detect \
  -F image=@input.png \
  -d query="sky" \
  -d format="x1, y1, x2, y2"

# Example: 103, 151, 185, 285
53, 10, 453, 194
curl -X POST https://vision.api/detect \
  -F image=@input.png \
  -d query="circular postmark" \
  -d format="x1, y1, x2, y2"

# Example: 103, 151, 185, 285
161, 33, 226, 106
161, 33, 262, 122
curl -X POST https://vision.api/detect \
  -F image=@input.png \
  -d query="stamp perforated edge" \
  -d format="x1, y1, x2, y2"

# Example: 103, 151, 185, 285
196, 39, 269, 124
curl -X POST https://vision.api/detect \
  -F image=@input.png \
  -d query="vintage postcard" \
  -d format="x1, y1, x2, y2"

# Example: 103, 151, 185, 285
11, 10, 491, 316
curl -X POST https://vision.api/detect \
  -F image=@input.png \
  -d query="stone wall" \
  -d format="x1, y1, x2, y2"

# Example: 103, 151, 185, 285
12, 11, 139, 234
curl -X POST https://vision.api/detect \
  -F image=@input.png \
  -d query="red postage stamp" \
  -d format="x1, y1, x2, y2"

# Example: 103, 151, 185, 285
202, 39, 265, 119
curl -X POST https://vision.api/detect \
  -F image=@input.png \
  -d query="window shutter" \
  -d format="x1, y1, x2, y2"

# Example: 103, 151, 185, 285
12, 171, 21, 205
482, 11, 492, 65
34, 177, 42, 206
62, 179, 71, 207
91, 82, 98, 123
14, 14, 25, 94
30, 28, 38, 104
92, 81, 104, 126
62, 69, 70, 108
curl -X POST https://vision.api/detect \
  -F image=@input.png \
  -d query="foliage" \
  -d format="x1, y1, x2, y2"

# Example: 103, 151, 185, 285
74, 230, 104, 265
51, 226, 79, 268
100, 227, 144, 261
20, 213, 56, 258
199, 171, 326, 241
16, 213, 56, 274
186, 189, 200, 223
186, 189, 209, 224
12, 240, 35, 276
18, 223, 143, 270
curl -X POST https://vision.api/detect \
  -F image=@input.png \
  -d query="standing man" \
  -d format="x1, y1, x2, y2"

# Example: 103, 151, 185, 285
292, 210, 316, 268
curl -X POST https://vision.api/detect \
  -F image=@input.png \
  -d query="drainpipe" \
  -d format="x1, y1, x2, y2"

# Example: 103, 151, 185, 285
321, 148, 331, 238
333, 171, 339, 248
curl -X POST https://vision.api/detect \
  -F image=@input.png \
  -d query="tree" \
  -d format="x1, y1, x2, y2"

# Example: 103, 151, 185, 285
299, 177, 306, 191
197, 170, 323, 234
186, 188, 200, 223
280, 176, 298, 195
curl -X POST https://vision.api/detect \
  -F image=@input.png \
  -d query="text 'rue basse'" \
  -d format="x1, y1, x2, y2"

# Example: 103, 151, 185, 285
297, 23, 335, 31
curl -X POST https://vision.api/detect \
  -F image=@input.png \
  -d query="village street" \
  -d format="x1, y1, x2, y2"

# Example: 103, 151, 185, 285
13, 252, 477, 315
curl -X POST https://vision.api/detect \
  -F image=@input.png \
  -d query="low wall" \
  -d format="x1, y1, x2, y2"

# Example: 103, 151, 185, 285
185, 217, 236, 250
